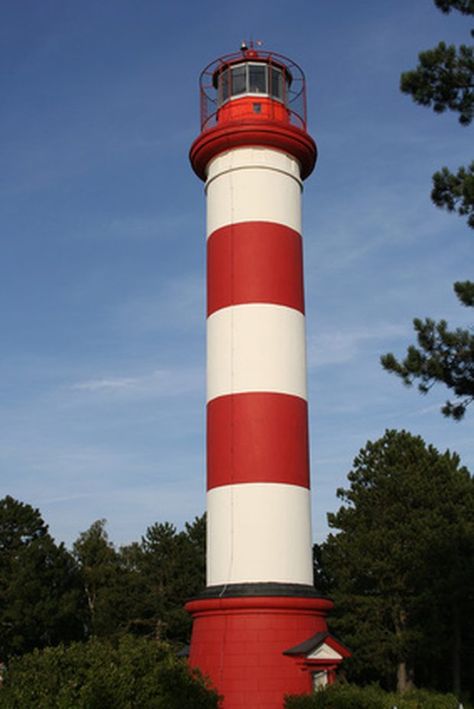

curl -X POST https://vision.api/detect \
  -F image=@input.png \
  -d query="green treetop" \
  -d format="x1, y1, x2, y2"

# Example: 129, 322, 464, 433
318, 431, 474, 695
382, 1, 474, 418
0, 496, 86, 660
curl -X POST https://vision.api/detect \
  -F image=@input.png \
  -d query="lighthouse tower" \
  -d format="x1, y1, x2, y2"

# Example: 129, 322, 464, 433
186, 45, 349, 709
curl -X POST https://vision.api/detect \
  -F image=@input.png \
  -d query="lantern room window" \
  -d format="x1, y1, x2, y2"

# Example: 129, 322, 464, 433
249, 64, 266, 93
217, 62, 288, 106
232, 65, 247, 96
271, 67, 283, 99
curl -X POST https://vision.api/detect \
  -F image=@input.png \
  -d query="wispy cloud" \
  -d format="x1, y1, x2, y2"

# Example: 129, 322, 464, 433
70, 366, 203, 399
73, 214, 195, 242
308, 323, 408, 367
407, 402, 445, 417
1, 442, 206, 547
72, 377, 138, 392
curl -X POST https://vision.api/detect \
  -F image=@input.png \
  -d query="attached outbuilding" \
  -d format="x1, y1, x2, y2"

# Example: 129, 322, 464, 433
283, 631, 351, 690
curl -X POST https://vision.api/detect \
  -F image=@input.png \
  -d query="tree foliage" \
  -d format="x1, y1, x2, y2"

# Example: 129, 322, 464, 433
381, 282, 474, 419
435, 0, 474, 15
285, 684, 468, 709
400, 2, 473, 228
401, 41, 474, 126
72, 519, 130, 638
2, 487, 473, 700
0, 636, 219, 708
72, 515, 206, 645
432, 160, 474, 227
126, 515, 206, 643
0, 497, 86, 660
383, 2, 474, 415
317, 431, 474, 695
0, 500, 206, 664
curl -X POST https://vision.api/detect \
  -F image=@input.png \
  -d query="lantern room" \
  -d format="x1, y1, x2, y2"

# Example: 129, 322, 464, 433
198, 45, 309, 131
190, 45, 317, 181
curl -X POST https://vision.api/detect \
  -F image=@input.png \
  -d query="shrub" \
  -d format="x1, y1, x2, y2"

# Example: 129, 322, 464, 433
0, 636, 219, 709
285, 684, 470, 709
286, 684, 391, 709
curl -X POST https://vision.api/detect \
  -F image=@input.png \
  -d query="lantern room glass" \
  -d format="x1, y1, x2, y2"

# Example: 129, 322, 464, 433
217, 62, 287, 106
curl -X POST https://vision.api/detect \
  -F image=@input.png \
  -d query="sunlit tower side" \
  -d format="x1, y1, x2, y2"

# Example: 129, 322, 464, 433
186, 44, 350, 709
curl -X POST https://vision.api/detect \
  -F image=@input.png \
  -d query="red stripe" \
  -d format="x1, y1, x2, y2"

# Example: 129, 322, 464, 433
207, 222, 304, 316
207, 392, 310, 490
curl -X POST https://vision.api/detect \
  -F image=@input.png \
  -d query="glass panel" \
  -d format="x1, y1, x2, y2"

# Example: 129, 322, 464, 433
231, 65, 246, 96
270, 67, 283, 100
248, 64, 267, 93
220, 68, 230, 103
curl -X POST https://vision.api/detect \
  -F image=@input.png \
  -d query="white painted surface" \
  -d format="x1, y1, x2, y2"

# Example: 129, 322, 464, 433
207, 482, 313, 586
313, 672, 328, 690
206, 148, 302, 236
207, 303, 307, 402
308, 643, 344, 661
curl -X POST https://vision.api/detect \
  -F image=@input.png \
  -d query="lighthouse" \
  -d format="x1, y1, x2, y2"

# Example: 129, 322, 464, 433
186, 45, 349, 709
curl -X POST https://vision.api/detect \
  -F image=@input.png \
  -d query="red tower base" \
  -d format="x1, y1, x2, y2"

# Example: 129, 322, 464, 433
186, 594, 335, 709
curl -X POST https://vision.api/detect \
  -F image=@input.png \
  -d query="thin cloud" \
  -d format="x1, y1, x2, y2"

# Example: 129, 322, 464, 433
73, 214, 194, 242
39, 492, 94, 505
407, 402, 446, 417
308, 323, 408, 368
72, 377, 138, 392
70, 367, 203, 399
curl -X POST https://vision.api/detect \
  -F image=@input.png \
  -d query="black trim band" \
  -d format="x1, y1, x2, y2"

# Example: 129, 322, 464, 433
191, 582, 327, 600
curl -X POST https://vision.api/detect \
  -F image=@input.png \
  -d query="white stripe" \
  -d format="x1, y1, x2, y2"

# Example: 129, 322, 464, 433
207, 483, 313, 586
206, 148, 302, 236
207, 303, 307, 401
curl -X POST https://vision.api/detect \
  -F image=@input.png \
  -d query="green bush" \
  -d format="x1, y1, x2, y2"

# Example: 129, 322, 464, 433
0, 636, 219, 709
285, 683, 387, 709
285, 684, 470, 709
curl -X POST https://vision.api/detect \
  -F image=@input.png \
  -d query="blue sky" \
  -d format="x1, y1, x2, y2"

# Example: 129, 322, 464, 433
1, 1, 472, 548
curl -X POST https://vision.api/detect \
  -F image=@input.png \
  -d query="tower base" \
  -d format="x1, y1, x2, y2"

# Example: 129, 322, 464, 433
186, 587, 334, 709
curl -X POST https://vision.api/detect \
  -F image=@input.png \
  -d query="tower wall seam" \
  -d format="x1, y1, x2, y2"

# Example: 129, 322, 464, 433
207, 482, 313, 586
207, 303, 308, 402
207, 391, 310, 489
207, 221, 304, 315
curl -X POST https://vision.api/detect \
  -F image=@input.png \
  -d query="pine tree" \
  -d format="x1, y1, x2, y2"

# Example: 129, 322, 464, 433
0, 496, 86, 659
381, 281, 474, 419
400, 1, 473, 226
73, 519, 130, 638
382, 1, 474, 418
319, 431, 474, 694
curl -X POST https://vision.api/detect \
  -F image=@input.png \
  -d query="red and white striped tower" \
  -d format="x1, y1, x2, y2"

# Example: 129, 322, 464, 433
186, 45, 349, 709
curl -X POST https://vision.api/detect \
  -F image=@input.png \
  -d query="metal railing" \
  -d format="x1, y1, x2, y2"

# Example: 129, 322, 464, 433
198, 49, 308, 132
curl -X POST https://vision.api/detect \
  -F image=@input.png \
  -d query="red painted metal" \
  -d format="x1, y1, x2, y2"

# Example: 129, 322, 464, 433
190, 120, 317, 182
191, 48, 316, 181
186, 595, 334, 709
217, 96, 290, 125
207, 222, 304, 316
198, 48, 308, 132
187, 48, 349, 707
207, 392, 310, 489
